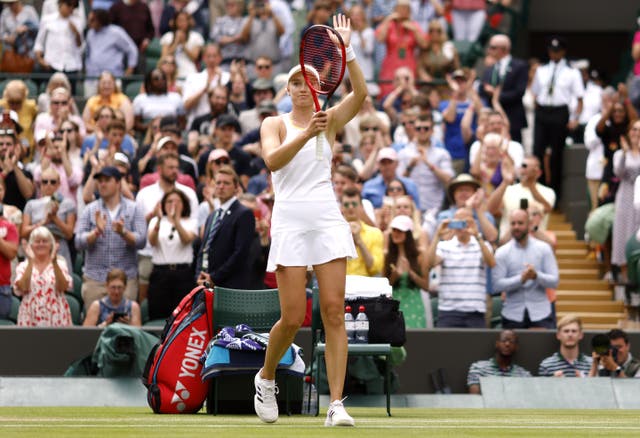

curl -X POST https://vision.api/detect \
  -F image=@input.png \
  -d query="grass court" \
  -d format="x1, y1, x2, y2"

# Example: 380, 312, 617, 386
1, 407, 640, 437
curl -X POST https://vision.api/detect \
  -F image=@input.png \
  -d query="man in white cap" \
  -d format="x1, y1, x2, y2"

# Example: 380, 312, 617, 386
362, 146, 421, 210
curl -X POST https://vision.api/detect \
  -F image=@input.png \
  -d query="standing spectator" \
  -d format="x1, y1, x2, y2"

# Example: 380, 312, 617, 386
340, 187, 384, 277
188, 85, 233, 141
84, 10, 138, 97
467, 330, 531, 394
81, 112, 135, 164
238, 79, 276, 134
468, 111, 524, 172
194, 166, 256, 288
75, 166, 147, 309
182, 43, 231, 127
531, 36, 584, 199
428, 207, 495, 328
209, 0, 246, 69
469, 132, 515, 194
417, 19, 459, 83
83, 268, 142, 327
147, 188, 197, 319
33, 0, 84, 91
610, 120, 640, 277
21, 167, 77, 272
0, 123, 34, 211
538, 314, 591, 377
493, 209, 559, 329
632, 23, 640, 113
375, 0, 427, 98
160, 10, 204, 80
109, 0, 155, 72
133, 69, 186, 136
237, 0, 285, 76
362, 147, 421, 210
0, 80, 38, 152
569, 62, 603, 144
384, 214, 430, 328
14, 226, 72, 327
480, 34, 528, 142
0, 0, 39, 72
82, 72, 135, 134
450, 0, 486, 43
349, 4, 377, 96
40, 0, 85, 28
0, 199, 18, 319
397, 114, 454, 213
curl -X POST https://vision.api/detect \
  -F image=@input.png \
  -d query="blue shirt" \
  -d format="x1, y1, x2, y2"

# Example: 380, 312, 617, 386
80, 135, 136, 158
85, 24, 138, 77
75, 196, 147, 282
362, 175, 422, 211
492, 237, 559, 322
439, 99, 475, 160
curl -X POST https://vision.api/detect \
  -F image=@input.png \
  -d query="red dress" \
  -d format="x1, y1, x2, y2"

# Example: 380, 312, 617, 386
376, 20, 424, 97
14, 259, 72, 327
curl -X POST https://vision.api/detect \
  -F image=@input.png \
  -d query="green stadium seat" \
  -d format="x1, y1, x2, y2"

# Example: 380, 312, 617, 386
491, 296, 503, 329
65, 293, 83, 325
0, 78, 38, 99
69, 273, 83, 308
0, 318, 15, 325
73, 252, 83, 276
124, 81, 143, 100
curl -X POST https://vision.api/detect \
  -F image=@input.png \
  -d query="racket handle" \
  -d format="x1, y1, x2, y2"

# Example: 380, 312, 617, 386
315, 132, 325, 161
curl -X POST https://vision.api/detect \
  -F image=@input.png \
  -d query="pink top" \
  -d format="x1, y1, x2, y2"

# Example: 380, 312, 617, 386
452, 0, 486, 10
634, 31, 640, 76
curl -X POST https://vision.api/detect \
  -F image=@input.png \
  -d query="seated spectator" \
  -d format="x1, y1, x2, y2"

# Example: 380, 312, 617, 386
384, 215, 430, 328
33, 132, 82, 201
343, 96, 391, 155
36, 72, 78, 115
397, 114, 454, 213
188, 85, 233, 139
0, 80, 38, 154
137, 130, 198, 190
83, 268, 142, 327
209, 0, 246, 70
436, 173, 498, 243
376, 179, 409, 232
428, 208, 495, 328
147, 188, 197, 319
539, 314, 592, 377
0, 198, 18, 319
34, 87, 86, 139
75, 166, 147, 310
84, 9, 138, 99
351, 128, 386, 182
391, 107, 419, 152
0, 121, 34, 211
14, 226, 72, 327
387, 194, 429, 252
160, 10, 204, 80
467, 330, 532, 394
341, 187, 384, 277
56, 119, 84, 178
493, 209, 559, 329
488, 155, 556, 240
417, 18, 459, 83
589, 329, 640, 378
468, 111, 524, 171
469, 132, 515, 194
362, 147, 421, 211
133, 69, 186, 136
81, 107, 136, 160
0, 0, 39, 73
82, 72, 135, 134
238, 78, 276, 135
332, 164, 375, 226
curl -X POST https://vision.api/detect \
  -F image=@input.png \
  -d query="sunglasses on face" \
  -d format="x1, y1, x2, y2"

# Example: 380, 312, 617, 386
256, 64, 271, 70
415, 126, 432, 132
388, 186, 404, 192
162, 59, 176, 65
7, 100, 22, 106
342, 201, 359, 208
51, 100, 68, 105
521, 163, 528, 168
214, 158, 230, 165
58, 128, 74, 134
41, 179, 59, 185
402, 120, 415, 127
0, 129, 15, 136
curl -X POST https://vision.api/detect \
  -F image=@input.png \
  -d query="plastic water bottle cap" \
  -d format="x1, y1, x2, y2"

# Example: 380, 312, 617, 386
359, 305, 365, 312
304, 375, 311, 383
345, 305, 352, 312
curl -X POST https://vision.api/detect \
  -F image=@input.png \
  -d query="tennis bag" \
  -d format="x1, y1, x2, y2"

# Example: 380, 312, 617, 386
142, 285, 215, 413
346, 295, 406, 347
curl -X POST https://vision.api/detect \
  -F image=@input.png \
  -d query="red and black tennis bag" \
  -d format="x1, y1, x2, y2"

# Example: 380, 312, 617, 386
142, 285, 215, 413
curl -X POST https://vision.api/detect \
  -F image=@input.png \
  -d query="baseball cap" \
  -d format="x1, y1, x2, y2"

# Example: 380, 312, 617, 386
377, 147, 398, 163
35, 129, 51, 144
208, 148, 230, 162
157, 136, 178, 150
451, 69, 467, 80
257, 100, 278, 115
113, 152, 130, 169
390, 215, 413, 232
94, 166, 122, 180
286, 64, 320, 84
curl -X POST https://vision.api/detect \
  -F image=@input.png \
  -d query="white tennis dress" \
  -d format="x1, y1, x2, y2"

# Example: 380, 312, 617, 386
266, 113, 357, 272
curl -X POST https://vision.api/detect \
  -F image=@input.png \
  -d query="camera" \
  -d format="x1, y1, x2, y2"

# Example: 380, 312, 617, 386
591, 333, 618, 359
448, 220, 467, 230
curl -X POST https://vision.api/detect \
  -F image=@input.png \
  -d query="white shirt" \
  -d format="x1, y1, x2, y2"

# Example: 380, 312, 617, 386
571, 80, 602, 124
149, 216, 197, 264
469, 139, 524, 169
159, 31, 205, 79
531, 59, 584, 107
132, 92, 185, 121
33, 13, 84, 72
584, 112, 605, 180
182, 68, 231, 126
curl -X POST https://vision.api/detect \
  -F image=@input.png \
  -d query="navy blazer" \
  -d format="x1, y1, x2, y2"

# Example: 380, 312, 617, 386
480, 56, 528, 135
195, 199, 256, 289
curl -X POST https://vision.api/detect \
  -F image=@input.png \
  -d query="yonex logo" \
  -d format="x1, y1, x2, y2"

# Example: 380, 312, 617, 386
171, 381, 191, 412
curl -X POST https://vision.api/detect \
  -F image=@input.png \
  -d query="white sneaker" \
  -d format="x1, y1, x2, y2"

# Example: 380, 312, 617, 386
324, 399, 355, 427
254, 370, 279, 423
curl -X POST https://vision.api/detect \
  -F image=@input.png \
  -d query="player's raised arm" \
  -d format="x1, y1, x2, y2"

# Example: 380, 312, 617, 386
330, 14, 367, 131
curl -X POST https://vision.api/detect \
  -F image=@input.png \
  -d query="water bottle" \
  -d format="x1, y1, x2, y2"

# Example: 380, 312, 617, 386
344, 305, 355, 343
302, 375, 318, 415
354, 305, 369, 344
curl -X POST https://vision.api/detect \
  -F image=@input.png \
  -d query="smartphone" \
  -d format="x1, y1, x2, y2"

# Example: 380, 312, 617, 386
113, 312, 128, 321
342, 144, 352, 154
448, 220, 467, 229
520, 198, 529, 210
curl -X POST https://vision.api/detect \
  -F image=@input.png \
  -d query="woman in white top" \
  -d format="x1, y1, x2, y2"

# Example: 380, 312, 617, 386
160, 10, 204, 80
147, 188, 197, 320
254, 14, 366, 427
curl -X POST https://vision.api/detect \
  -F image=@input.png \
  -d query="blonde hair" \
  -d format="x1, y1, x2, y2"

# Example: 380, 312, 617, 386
29, 226, 57, 259
557, 314, 582, 331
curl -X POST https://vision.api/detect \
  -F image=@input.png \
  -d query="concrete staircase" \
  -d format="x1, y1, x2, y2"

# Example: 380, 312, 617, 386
549, 213, 627, 330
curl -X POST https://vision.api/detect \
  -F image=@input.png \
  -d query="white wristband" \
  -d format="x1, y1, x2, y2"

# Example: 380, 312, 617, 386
345, 45, 356, 62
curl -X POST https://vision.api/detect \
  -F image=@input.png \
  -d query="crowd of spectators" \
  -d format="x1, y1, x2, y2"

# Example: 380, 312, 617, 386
0, 0, 637, 346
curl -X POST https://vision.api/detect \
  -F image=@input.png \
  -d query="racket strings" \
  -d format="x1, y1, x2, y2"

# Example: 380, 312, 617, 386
300, 28, 345, 94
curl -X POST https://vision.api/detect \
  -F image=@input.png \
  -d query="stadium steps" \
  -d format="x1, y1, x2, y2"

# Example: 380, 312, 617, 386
548, 212, 627, 328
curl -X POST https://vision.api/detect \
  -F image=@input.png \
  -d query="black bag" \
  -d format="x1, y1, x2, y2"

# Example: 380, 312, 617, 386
346, 295, 406, 346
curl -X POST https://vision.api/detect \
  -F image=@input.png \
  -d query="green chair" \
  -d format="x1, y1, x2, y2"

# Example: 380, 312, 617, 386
73, 252, 84, 276
0, 318, 15, 325
65, 293, 82, 325
69, 273, 83, 308
490, 296, 503, 329
140, 299, 167, 327
0, 78, 37, 98
145, 37, 162, 59
124, 81, 143, 100
309, 289, 392, 417
209, 287, 285, 415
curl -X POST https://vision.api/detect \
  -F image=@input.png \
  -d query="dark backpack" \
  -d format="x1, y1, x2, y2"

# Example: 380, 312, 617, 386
142, 285, 215, 414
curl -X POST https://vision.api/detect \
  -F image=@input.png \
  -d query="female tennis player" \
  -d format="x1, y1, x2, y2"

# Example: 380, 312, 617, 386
254, 14, 367, 426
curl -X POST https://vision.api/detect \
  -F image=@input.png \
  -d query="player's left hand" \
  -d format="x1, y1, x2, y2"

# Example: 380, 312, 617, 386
333, 14, 351, 48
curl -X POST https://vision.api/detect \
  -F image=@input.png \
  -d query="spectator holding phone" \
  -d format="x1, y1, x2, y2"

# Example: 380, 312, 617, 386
428, 207, 495, 328
83, 268, 142, 327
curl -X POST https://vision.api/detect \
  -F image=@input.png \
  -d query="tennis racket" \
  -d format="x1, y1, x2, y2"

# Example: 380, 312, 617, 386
299, 24, 347, 160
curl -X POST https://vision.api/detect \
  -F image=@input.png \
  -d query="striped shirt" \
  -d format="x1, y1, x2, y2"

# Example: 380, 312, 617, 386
538, 352, 592, 377
436, 236, 492, 313
467, 358, 532, 387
